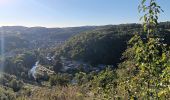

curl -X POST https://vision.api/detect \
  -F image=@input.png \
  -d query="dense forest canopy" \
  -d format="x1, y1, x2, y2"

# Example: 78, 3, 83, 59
58, 22, 170, 65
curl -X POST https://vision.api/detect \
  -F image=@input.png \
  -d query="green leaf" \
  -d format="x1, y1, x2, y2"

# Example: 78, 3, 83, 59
142, 0, 146, 4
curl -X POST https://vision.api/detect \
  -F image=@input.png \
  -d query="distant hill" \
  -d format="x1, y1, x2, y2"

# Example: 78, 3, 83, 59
0, 26, 98, 55
1, 22, 170, 60
58, 22, 170, 66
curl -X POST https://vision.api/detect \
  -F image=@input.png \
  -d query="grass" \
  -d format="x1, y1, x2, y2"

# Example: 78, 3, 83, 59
16, 85, 91, 100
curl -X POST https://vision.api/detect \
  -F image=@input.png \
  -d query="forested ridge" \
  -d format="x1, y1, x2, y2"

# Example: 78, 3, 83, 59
58, 22, 170, 66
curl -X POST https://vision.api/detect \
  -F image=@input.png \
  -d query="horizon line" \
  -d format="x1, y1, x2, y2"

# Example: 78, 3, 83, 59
0, 21, 169, 28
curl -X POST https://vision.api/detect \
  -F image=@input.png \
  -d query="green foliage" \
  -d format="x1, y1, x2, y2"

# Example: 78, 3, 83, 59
3, 52, 36, 78
0, 35, 29, 52
115, 0, 170, 99
91, 67, 116, 89
9, 79, 23, 92
0, 86, 16, 100
1, 0, 170, 99
116, 34, 170, 99
139, 0, 164, 37
74, 72, 89, 85
88, 67, 117, 99
58, 22, 170, 66
0, 26, 97, 55
49, 73, 71, 86
53, 60, 63, 73
58, 25, 137, 65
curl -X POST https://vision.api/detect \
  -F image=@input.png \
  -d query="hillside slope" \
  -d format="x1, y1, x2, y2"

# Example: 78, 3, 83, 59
58, 22, 170, 65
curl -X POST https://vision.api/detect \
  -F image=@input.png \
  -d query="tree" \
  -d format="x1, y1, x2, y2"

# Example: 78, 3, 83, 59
49, 73, 71, 86
9, 79, 23, 92
116, 0, 170, 99
53, 60, 62, 73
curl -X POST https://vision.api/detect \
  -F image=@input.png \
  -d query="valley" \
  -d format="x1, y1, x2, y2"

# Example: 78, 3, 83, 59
0, 21, 170, 99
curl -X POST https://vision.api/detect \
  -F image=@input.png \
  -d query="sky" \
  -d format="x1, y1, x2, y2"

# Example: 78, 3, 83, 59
0, 0, 169, 27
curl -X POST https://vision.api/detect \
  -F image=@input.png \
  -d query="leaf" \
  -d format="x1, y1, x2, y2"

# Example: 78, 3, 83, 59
142, 0, 146, 4
140, 17, 143, 21
161, 9, 164, 12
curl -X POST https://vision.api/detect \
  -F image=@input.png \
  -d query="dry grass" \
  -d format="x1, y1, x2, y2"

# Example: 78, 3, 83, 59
16, 85, 92, 100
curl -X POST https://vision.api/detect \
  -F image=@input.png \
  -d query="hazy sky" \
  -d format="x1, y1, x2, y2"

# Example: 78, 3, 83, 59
0, 0, 169, 27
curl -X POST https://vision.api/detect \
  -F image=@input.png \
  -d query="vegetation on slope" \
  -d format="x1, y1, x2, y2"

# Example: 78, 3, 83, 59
58, 22, 170, 65
0, 0, 170, 99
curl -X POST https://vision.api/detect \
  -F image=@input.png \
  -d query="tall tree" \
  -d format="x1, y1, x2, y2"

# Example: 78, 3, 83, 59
116, 0, 170, 99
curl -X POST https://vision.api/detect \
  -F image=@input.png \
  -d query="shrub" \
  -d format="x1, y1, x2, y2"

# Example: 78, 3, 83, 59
9, 79, 23, 92
49, 73, 71, 86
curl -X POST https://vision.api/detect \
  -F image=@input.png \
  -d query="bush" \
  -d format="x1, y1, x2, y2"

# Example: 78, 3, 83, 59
49, 73, 71, 86
9, 79, 23, 92
0, 86, 16, 100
